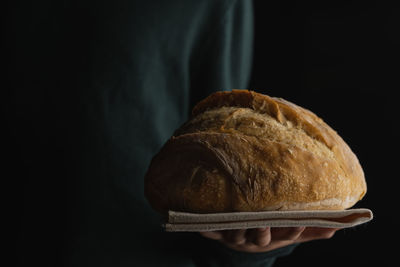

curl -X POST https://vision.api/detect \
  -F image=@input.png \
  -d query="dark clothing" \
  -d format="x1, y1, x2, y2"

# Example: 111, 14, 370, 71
8, 0, 295, 266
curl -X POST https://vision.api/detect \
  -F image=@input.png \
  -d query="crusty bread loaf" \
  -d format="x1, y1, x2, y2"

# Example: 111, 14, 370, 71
144, 90, 367, 214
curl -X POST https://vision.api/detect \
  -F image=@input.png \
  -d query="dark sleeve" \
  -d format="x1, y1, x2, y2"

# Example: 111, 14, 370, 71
188, 232, 297, 267
211, 243, 297, 267
189, 0, 254, 110
187, 1, 297, 266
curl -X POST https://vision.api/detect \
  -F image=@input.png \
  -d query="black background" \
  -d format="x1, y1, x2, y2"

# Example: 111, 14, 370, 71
6, 0, 399, 266
250, 1, 398, 266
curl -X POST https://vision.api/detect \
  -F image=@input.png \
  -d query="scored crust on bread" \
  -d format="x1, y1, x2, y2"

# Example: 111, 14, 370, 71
144, 90, 367, 214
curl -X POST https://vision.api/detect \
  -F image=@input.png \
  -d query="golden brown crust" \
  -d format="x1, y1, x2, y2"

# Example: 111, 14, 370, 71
145, 90, 367, 214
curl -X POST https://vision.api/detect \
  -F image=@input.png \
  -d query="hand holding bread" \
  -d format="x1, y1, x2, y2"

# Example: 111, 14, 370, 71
200, 226, 338, 253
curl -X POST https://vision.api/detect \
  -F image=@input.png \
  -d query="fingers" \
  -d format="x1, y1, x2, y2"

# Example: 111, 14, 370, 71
250, 227, 272, 246
199, 229, 249, 245
198, 226, 340, 254
222, 229, 247, 245
199, 231, 223, 241
201, 228, 271, 248
246, 227, 305, 248
297, 227, 339, 242
271, 227, 306, 241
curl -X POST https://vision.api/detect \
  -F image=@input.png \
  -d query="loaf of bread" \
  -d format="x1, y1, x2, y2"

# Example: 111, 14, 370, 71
144, 90, 367, 214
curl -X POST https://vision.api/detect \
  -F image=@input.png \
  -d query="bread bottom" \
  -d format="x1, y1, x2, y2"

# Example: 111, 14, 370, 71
260, 196, 358, 211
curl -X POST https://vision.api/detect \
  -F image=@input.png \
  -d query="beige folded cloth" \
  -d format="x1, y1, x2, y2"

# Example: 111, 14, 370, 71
164, 208, 373, 232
